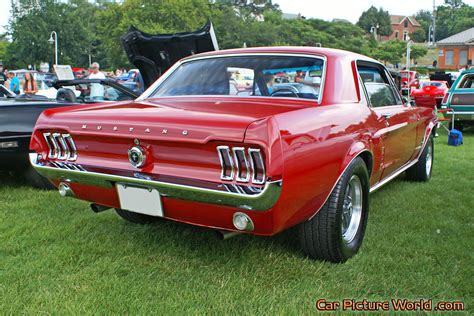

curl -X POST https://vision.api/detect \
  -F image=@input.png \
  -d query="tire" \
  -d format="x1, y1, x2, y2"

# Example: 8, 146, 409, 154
298, 157, 370, 263
115, 208, 161, 224
24, 165, 55, 189
406, 136, 433, 182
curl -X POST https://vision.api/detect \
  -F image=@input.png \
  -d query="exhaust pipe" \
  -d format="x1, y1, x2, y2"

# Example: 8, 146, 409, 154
90, 203, 111, 213
215, 229, 242, 240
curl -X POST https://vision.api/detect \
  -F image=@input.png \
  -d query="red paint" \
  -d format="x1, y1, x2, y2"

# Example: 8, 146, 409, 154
30, 47, 437, 235
411, 81, 449, 108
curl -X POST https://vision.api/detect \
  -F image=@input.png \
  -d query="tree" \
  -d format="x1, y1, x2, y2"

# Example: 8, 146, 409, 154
409, 45, 428, 63
369, 40, 405, 65
6, 0, 98, 69
411, 29, 426, 43
435, 1, 474, 40
414, 10, 432, 40
357, 6, 392, 37
444, 0, 464, 9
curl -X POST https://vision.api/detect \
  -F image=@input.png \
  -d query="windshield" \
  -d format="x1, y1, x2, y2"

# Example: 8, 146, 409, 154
151, 55, 325, 101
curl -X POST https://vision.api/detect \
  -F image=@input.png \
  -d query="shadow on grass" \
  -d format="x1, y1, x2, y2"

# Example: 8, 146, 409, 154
0, 171, 29, 188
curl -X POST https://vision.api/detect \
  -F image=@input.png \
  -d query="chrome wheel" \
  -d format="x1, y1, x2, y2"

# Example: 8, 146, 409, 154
341, 175, 363, 244
425, 144, 433, 177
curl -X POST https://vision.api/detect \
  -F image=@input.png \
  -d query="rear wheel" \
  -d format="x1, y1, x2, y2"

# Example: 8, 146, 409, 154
298, 157, 369, 263
406, 136, 433, 182
115, 208, 161, 224
24, 165, 55, 189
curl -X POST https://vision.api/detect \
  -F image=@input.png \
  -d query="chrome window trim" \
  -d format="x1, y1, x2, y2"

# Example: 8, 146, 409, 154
137, 53, 327, 105
248, 148, 266, 185
216, 145, 234, 181
232, 147, 251, 183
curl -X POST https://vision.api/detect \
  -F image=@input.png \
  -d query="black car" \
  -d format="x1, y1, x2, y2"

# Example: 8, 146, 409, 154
0, 79, 138, 188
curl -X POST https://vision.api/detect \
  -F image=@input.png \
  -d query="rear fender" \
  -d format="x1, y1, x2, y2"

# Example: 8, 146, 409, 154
307, 142, 372, 220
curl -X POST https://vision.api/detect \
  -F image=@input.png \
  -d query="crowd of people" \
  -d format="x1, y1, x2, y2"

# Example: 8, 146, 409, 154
0, 62, 121, 97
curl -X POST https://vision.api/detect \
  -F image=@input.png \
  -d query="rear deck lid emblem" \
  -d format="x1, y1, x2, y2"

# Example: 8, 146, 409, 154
128, 146, 146, 168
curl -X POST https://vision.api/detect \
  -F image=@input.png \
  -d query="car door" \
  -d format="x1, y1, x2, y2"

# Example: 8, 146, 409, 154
358, 63, 419, 179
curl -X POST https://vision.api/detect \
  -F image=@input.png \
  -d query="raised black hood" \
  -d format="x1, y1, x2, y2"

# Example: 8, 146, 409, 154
121, 21, 219, 89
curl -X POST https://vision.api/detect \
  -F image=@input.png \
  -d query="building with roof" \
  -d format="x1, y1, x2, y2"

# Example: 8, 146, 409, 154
436, 27, 474, 70
381, 15, 422, 42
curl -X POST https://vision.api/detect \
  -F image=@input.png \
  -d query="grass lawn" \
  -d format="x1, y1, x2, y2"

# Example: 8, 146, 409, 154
1, 129, 473, 314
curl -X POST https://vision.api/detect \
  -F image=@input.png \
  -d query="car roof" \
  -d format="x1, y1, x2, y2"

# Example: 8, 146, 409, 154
181, 46, 382, 65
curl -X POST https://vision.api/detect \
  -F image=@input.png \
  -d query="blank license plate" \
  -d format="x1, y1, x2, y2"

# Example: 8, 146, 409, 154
116, 184, 163, 217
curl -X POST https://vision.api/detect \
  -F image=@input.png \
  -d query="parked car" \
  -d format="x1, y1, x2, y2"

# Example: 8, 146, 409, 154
29, 47, 437, 262
411, 80, 449, 108
400, 70, 420, 95
0, 79, 138, 188
440, 68, 474, 131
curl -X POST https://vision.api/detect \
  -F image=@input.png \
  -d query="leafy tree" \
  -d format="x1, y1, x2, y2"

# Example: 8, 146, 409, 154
414, 10, 432, 40
436, 2, 474, 40
369, 40, 405, 65
444, 0, 464, 9
357, 6, 392, 36
409, 44, 428, 63
411, 28, 426, 43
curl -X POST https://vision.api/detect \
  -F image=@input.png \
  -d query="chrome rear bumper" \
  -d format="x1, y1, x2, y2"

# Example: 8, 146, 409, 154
30, 153, 282, 211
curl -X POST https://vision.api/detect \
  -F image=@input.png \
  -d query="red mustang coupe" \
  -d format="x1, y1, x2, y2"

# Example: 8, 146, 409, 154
29, 47, 437, 263
411, 80, 449, 108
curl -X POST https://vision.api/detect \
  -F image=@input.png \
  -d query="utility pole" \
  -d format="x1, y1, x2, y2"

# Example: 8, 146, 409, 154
432, 0, 436, 44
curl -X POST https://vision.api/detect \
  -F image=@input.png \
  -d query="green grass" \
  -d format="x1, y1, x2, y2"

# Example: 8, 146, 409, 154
1, 129, 473, 314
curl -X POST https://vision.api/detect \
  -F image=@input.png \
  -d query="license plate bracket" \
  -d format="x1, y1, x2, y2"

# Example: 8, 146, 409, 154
116, 183, 163, 217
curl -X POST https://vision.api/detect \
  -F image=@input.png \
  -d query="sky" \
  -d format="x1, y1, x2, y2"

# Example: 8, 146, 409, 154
1, 0, 474, 34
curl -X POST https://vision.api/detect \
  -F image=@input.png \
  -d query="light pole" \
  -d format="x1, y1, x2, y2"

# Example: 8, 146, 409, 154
406, 38, 414, 71
48, 31, 58, 66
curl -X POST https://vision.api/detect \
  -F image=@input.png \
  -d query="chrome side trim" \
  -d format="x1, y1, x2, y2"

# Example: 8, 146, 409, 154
232, 147, 250, 183
369, 159, 418, 193
30, 153, 281, 211
217, 146, 234, 181
248, 148, 266, 185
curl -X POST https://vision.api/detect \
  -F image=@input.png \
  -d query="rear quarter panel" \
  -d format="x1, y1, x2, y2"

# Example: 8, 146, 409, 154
269, 103, 379, 233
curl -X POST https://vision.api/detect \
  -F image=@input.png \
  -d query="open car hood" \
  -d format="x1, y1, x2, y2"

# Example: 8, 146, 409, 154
121, 21, 219, 89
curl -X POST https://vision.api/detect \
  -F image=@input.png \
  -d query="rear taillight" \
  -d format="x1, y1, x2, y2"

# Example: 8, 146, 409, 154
442, 93, 450, 105
217, 146, 265, 184
43, 132, 77, 161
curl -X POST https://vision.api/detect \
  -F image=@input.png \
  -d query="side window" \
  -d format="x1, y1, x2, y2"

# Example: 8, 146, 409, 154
358, 64, 402, 108
227, 67, 254, 96
457, 75, 474, 89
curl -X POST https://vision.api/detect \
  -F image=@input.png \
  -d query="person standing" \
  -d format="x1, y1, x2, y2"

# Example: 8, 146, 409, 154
0, 64, 6, 87
23, 72, 38, 95
88, 62, 106, 100
8, 72, 20, 95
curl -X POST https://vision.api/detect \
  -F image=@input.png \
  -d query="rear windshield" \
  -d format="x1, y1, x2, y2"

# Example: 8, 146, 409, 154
421, 82, 443, 88
150, 55, 325, 101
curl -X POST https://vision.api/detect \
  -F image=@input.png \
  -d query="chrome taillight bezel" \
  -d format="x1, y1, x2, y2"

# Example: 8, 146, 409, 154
248, 148, 266, 185
217, 145, 266, 184
42, 132, 77, 161
217, 145, 234, 181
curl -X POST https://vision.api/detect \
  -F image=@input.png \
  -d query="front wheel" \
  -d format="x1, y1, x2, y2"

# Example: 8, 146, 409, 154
406, 136, 433, 182
298, 157, 370, 263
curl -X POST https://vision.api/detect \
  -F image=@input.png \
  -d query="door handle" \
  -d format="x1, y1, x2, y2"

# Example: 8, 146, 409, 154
381, 113, 391, 120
